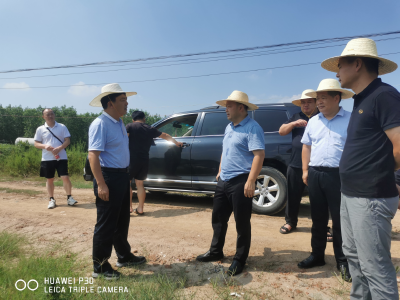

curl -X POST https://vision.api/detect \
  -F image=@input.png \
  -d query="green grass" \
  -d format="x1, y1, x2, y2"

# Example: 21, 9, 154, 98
0, 231, 193, 300
0, 142, 87, 178
0, 173, 92, 190
0, 187, 41, 196
37, 175, 93, 189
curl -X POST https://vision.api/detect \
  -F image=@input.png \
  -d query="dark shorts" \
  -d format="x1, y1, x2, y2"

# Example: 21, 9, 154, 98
40, 160, 69, 179
129, 157, 149, 181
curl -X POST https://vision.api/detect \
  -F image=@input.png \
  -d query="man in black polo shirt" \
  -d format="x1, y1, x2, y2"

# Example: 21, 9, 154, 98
322, 38, 400, 299
126, 111, 183, 214
279, 90, 322, 235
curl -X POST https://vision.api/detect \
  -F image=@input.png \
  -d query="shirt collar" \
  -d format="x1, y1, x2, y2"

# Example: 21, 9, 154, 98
231, 115, 251, 128
353, 78, 382, 101
45, 121, 58, 128
318, 106, 344, 120
102, 111, 119, 124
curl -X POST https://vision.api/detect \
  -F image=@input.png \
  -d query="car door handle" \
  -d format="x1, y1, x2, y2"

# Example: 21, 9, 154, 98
182, 142, 190, 148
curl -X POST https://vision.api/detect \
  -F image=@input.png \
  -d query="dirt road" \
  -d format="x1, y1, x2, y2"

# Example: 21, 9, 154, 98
1, 180, 400, 299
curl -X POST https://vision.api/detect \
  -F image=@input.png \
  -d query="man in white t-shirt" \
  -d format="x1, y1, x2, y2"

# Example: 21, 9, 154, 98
34, 108, 77, 209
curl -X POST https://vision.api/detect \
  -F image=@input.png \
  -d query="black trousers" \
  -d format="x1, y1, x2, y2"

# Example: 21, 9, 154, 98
285, 166, 306, 227
92, 171, 132, 272
308, 166, 346, 264
209, 173, 252, 264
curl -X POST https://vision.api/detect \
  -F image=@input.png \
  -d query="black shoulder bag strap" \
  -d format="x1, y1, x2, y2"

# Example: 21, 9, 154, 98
46, 127, 65, 147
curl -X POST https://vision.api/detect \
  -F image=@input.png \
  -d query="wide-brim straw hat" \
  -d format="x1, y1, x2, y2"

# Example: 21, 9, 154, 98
89, 83, 137, 107
321, 38, 398, 75
305, 79, 354, 99
216, 90, 258, 111
292, 89, 316, 107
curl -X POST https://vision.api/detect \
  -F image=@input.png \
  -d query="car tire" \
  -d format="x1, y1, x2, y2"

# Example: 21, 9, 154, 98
252, 166, 287, 215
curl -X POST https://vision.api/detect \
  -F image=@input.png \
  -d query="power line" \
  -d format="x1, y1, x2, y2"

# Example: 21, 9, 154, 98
2, 50, 400, 90
1, 30, 399, 74
0, 62, 321, 89
2, 36, 399, 81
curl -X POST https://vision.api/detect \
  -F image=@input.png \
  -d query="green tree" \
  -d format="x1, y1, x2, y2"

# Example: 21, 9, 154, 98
123, 108, 163, 127
0, 105, 164, 147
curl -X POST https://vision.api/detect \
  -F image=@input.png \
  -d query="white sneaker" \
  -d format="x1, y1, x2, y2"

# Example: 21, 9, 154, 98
48, 199, 56, 209
67, 196, 78, 206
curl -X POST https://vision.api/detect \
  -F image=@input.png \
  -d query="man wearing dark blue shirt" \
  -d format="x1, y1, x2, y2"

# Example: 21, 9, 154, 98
196, 91, 265, 276
322, 38, 400, 299
278, 90, 321, 235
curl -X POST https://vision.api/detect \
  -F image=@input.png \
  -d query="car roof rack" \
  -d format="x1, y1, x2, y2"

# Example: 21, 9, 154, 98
200, 105, 220, 110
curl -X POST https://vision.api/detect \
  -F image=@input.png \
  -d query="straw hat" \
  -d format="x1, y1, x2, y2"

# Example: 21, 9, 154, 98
89, 83, 137, 107
292, 89, 316, 107
216, 90, 258, 111
305, 79, 354, 99
321, 38, 398, 75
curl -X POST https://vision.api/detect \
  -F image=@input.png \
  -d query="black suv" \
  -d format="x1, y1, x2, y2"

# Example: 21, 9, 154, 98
84, 103, 301, 215
127, 103, 301, 215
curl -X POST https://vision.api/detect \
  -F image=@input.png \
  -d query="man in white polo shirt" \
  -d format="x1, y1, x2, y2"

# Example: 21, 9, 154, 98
34, 108, 77, 209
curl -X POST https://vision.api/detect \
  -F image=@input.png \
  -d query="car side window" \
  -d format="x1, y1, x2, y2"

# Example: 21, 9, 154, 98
200, 113, 230, 136
155, 114, 198, 137
254, 110, 288, 132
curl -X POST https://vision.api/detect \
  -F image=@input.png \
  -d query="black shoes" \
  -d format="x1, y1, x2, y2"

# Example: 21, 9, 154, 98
298, 254, 326, 269
227, 260, 244, 276
338, 264, 352, 282
196, 251, 244, 276
92, 268, 121, 280
116, 255, 146, 267
196, 250, 224, 262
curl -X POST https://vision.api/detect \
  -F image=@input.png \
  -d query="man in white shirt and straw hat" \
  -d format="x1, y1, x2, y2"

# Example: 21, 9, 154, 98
196, 91, 265, 276
298, 79, 353, 282
322, 38, 400, 299
88, 83, 146, 280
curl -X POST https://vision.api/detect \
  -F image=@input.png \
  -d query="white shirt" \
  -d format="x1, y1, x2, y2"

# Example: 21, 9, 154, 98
34, 121, 71, 161
301, 107, 351, 168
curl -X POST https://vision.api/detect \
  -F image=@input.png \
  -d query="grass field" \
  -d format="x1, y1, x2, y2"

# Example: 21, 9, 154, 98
0, 231, 194, 300
0, 187, 41, 196
0, 143, 86, 178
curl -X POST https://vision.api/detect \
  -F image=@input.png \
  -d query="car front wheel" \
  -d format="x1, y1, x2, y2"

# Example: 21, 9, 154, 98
252, 167, 287, 215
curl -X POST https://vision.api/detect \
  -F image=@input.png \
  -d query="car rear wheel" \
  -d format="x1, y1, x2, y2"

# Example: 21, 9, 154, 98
252, 167, 287, 215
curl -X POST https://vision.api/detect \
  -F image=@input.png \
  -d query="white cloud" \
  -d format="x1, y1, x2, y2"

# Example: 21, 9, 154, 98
68, 81, 101, 97
3, 82, 30, 90
275, 94, 301, 103
246, 73, 259, 81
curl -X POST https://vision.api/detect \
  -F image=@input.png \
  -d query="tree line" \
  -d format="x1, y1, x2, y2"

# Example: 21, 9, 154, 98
0, 105, 164, 146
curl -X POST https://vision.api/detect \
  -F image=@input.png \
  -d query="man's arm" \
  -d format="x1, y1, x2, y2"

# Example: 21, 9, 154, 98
385, 126, 400, 170
52, 137, 70, 156
302, 144, 311, 186
34, 141, 54, 151
216, 154, 223, 181
159, 132, 183, 147
279, 119, 307, 136
244, 150, 265, 198
88, 151, 109, 201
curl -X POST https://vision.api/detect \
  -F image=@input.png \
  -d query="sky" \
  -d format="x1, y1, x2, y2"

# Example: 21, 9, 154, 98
0, 0, 399, 117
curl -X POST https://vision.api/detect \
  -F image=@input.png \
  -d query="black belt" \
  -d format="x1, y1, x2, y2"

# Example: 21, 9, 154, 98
310, 166, 339, 172
101, 167, 129, 173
